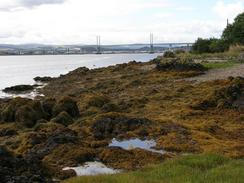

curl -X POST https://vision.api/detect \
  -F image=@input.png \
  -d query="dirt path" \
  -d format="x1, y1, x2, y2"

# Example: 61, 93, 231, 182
185, 64, 244, 82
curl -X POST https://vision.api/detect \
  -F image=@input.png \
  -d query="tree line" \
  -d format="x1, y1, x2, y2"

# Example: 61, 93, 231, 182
192, 12, 244, 53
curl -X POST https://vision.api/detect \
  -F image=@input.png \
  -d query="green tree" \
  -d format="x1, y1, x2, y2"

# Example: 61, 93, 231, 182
222, 12, 244, 44
192, 38, 211, 53
209, 39, 229, 53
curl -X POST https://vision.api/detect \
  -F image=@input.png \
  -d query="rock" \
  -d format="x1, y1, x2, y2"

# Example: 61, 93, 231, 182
3, 85, 35, 93
163, 51, 176, 58
0, 128, 17, 137
15, 100, 48, 128
28, 127, 78, 159
156, 58, 207, 72
0, 146, 52, 183
98, 147, 167, 170
92, 113, 151, 139
51, 111, 73, 126
34, 76, 53, 82
0, 98, 32, 122
53, 97, 79, 118
42, 98, 57, 118
67, 67, 89, 76
193, 77, 244, 110
0, 98, 48, 127
101, 102, 120, 112
87, 95, 110, 108
156, 132, 201, 153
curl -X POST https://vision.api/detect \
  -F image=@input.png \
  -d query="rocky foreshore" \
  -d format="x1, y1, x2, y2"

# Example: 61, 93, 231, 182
0, 52, 243, 182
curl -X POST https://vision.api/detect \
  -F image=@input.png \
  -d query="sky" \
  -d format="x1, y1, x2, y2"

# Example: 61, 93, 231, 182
0, 0, 243, 45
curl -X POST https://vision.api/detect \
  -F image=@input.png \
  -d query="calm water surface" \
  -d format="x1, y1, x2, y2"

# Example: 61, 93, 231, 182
0, 53, 160, 97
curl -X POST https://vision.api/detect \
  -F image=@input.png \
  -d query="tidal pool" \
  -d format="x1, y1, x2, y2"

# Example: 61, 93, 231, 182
109, 138, 165, 154
62, 162, 120, 176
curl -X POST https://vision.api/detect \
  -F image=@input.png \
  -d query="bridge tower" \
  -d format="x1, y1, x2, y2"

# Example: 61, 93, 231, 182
149, 33, 154, 54
96, 36, 102, 54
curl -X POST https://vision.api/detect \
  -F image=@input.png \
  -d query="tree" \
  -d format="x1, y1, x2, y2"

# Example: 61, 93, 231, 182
209, 39, 229, 53
192, 38, 211, 53
222, 12, 244, 44
192, 38, 229, 54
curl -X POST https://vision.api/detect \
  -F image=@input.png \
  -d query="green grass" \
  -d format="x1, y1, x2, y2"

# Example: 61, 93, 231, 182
202, 61, 238, 69
63, 154, 244, 183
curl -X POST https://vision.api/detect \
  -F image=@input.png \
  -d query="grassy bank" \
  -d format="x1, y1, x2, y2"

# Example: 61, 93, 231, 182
202, 61, 238, 69
63, 154, 244, 183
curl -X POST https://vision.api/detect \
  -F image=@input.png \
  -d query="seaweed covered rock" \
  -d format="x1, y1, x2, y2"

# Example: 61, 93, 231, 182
0, 128, 17, 137
53, 97, 79, 118
0, 97, 29, 122
101, 102, 120, 112
156, 58, 206, 72
98, 147, 168, 170
0, 98, 48, 127
163, 51, 176, 58
42, 98, 57, 118
66, 67, 89, 76
3, 85, 36, 93
194, 77, 244, 110
92, 113, 152, 139
156, 132, 201, 153
34, 76, 53, 82
51, 111, 73, 126
0, 146, 51, 183
27, 127, 78, 160
15, 100, 48, 127
87, 95, 110, 108
42, 144, 96, 179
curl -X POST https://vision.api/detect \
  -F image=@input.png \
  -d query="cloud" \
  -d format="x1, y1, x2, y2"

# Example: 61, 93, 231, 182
20, 0, 66, 7
213, 0, 244, 22
0, 0, 238, 44
0, 0, 66, 10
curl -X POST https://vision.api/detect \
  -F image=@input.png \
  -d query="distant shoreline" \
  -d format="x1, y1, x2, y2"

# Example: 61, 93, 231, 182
0, 52, 165, 57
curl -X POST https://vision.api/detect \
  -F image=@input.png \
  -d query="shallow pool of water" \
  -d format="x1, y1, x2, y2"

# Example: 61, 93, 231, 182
62, 162, 120, 176
109, 138, 165, 154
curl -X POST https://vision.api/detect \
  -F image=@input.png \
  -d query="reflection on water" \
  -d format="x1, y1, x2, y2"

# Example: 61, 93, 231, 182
109, 138, 165, 154
0, 53, 161, 98
62, 162, 120, 176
